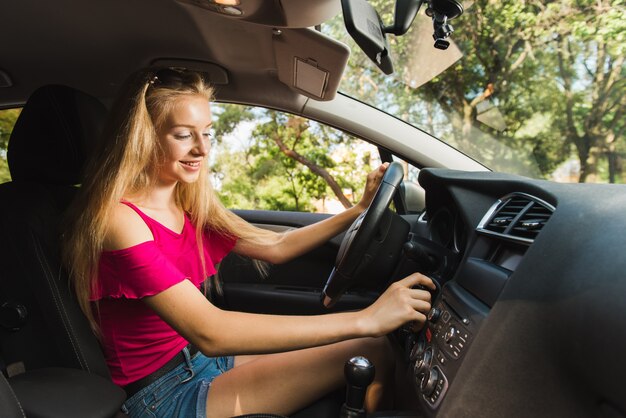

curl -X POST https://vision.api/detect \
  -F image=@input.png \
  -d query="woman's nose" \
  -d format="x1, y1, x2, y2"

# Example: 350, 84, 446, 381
193, 136, 209, 156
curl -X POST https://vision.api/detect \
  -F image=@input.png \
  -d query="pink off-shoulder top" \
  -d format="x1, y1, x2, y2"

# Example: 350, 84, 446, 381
92, 201, 236, 386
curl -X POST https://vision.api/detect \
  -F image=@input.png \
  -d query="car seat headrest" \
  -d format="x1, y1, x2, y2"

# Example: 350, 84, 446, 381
7, 85, 107, 185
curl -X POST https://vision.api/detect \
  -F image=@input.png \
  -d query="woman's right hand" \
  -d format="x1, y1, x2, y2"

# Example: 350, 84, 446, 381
359, 273, 435, 337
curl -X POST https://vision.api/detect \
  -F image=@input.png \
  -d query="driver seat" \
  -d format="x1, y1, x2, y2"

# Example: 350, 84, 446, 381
0, 85, 126, 416
0, 84, 111, 377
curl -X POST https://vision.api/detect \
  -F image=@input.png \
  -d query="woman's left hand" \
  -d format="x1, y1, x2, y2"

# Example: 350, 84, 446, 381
355, 163, 390, 212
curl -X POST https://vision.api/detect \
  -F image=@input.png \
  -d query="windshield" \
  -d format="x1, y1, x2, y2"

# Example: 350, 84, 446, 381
324, 0, 626, 182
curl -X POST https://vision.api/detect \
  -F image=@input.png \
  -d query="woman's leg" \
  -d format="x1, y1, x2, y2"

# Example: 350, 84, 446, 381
206, 336, 394, 418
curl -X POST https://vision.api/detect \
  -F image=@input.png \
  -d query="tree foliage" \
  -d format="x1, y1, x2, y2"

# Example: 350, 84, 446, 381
0, 109, 21, 184
327, 0, 626, 182
211, 104, 376, 212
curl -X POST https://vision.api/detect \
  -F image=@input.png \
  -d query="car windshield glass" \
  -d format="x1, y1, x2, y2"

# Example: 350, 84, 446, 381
323, 0, 626, 183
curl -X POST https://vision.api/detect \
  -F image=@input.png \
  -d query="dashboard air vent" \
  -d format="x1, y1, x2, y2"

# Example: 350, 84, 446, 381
477, 193, 555, 244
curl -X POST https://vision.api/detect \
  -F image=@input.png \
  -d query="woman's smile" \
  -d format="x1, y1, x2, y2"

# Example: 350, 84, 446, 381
180, 159, 203, 171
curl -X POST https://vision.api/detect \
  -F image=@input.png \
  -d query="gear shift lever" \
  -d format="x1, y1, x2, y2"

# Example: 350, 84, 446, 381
340, 356, 375, 418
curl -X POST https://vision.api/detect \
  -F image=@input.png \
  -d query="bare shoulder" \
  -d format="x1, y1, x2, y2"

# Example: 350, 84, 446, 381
103, 203, 154, 251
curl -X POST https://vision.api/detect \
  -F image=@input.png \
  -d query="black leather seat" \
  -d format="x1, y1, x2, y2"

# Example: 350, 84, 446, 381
0, 372, 25, 418
0, 84, 110, 377
0, 85, 126, 416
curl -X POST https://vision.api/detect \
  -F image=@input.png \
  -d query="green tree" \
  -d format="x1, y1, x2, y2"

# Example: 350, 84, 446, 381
551, 0, 626, 182
328, 0, 626, 182
211, 104, 372, 211
0, 108, 21, 183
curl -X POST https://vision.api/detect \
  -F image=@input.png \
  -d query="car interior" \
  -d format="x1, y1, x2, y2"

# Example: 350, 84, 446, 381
1, 0, 625, 417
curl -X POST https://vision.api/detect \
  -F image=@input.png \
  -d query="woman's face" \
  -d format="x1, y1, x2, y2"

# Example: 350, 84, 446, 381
156, 95, 212, 185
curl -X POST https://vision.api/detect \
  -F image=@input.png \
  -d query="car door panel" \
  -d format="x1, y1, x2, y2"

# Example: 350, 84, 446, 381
218, 210, 378, 314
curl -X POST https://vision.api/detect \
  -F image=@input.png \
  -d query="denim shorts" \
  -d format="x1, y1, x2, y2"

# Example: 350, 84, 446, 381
121, 347, 234, 418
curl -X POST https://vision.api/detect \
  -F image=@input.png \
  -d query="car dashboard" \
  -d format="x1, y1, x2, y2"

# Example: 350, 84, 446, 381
397, 168, 626, 418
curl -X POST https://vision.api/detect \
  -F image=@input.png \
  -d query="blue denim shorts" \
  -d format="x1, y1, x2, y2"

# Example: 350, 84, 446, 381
121, 347, 234, 418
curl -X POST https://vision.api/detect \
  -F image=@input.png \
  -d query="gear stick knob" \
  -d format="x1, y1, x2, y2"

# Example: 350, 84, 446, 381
340, 356, 376, 418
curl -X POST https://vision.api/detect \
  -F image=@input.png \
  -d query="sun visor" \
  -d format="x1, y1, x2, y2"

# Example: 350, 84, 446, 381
273, 28, 350, 101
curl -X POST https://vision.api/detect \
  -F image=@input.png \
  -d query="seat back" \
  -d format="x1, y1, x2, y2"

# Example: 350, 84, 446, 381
0, 372, 25, 418
0, 85, 109, 378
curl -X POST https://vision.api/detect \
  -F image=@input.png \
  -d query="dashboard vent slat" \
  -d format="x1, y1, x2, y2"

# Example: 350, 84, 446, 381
477, 193, 555, 245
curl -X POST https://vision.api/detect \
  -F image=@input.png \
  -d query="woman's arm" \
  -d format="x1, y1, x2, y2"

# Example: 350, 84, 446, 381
143, 272, 433, 357
233, 163, 389, 264
103, 204, 434, 356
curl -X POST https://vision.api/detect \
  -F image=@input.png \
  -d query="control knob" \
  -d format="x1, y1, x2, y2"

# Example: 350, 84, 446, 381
420, 367, 440, 397
414, 346, 433, 377
409, 336, 426, 362
428, 307, 441, 323
444, 326, 456, 343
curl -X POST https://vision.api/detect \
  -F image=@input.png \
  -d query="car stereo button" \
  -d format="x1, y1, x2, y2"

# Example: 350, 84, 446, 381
441, 310, 451, 323
444, 326, 456, 343
428, 308, 442, 323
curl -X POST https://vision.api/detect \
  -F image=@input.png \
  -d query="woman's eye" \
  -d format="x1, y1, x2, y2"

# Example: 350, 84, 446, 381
174, 133, 192, 140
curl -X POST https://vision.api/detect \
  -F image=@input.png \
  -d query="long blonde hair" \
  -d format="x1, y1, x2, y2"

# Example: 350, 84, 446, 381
63, 69, 272, 333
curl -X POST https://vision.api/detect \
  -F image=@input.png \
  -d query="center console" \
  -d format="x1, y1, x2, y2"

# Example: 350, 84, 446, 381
402, 192, 554, 415
409, 281, 488, 413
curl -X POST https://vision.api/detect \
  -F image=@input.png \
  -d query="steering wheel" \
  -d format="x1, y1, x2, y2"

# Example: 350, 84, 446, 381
321, 161, 406, 308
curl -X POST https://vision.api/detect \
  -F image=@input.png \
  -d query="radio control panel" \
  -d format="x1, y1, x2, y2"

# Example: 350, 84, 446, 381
407, 281, 488, 414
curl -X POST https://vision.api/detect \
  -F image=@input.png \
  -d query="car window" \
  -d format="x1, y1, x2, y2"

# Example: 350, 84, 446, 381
211, 104, 382, 213
0, 108, 20, 184
324, 0, 626, 184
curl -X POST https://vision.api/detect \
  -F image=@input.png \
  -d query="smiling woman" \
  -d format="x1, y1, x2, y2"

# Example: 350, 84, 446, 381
59, 68, 435, 418
63, 69, 238, 334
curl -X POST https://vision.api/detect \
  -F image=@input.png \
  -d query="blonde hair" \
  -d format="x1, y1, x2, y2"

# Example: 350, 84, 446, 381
63, 69, 272, 334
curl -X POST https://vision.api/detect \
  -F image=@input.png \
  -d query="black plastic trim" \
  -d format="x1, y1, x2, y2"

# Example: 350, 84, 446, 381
455, 258, 512, 307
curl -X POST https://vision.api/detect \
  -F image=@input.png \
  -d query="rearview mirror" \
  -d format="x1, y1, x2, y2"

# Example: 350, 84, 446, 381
384, 0, 422, 36
341, 0, 394, 74
342, 0, 466, 73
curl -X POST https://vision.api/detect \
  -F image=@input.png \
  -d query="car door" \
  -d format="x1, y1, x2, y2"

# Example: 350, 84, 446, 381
218, 209, 380, 315
211, 104, 386, 315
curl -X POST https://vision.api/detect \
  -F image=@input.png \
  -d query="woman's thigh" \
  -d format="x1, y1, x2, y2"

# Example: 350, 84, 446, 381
206, 337, 392, 418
